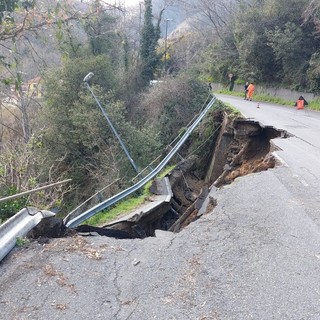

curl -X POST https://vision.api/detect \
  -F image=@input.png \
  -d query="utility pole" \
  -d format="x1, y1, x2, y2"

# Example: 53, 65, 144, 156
137, 1, 143, 65
83, 72, 139, 174
163, 18, 173, 74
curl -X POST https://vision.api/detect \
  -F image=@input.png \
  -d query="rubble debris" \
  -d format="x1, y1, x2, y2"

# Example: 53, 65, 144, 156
27, 217, 67, 239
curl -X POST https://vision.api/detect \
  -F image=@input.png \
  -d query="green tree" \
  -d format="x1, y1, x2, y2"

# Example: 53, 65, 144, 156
0, 0, 134, 215
42, 55, 118, 207
266, 22, 310, 88
200, 0, 320, 91
43, 54, 160, 209
139, 0, 162, 84
307, 52, 320, 93
44, 56, 116, 161
233, 3, 278, 83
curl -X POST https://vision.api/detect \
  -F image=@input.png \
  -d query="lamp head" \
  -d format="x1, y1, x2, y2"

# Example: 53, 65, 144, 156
83, 72, 94, 82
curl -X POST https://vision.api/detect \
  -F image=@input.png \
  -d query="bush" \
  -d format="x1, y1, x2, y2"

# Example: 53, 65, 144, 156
0, 187, 28, 222
137, 75, 209, 145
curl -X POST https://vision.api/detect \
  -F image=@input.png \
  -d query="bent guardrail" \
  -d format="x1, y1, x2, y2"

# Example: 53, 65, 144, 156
65, 94, 217, 228
0, 207, 56, 262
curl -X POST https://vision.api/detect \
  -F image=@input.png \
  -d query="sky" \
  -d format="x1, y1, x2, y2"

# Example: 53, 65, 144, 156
122, 0, 141, 7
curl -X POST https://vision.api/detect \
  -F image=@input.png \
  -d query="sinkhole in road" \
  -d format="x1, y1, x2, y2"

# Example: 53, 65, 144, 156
74, 118, 291, 240
28, 118, 291, 242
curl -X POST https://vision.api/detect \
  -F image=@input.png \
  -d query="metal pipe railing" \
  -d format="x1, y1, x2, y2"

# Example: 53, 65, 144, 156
0, 179, 72, 203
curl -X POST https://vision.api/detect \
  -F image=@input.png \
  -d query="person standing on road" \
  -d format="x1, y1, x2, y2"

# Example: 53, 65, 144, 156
247, 82, 255, 101
244, 82, 249, 99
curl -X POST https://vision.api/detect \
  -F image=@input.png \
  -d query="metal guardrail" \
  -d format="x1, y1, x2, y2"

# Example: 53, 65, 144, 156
0, 207, 56, 262
64, 94, 217, 228
0, 95, 216, 262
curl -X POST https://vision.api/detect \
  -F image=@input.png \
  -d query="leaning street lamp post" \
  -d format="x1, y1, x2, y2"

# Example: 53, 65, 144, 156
83, 72, 139, 174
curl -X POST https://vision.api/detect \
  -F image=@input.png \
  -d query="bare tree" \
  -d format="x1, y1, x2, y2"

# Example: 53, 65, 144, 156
0, 0, 126, 143
0, 0, 123, 42
174, 0, 238, 43
303, 0, 320, 37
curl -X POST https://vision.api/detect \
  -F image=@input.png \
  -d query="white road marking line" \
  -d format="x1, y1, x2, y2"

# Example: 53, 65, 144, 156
293, 174, 309, 187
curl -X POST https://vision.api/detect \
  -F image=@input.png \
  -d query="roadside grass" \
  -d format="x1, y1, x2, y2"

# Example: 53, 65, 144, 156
84, 165, 176, 226
213, 98, 242, 117
309, 99, 320, 111
223, 103, 244, 116
16, 237, 30, 247
215, 88, 320, 111
216, 89, 244, 99
84, 190, 151, 226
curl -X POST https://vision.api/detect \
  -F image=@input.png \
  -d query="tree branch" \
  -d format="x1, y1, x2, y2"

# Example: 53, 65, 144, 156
0, 2, 123, 42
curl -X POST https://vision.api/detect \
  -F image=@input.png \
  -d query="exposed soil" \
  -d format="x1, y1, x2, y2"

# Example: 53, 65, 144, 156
152, 117, 290, 233
28, 117, 291, 240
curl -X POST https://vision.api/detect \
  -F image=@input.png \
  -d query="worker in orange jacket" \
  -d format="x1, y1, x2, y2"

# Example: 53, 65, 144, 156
247, 82, 255, 101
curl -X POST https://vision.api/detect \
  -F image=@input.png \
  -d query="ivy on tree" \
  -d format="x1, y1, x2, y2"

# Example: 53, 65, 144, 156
139, 0, 163, 85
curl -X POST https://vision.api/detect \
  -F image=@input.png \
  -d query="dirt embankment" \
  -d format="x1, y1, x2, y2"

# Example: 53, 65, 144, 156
163, 116, 290, 233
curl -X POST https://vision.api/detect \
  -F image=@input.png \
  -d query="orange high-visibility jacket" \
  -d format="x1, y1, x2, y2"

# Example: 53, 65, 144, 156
247, 83, 255, 97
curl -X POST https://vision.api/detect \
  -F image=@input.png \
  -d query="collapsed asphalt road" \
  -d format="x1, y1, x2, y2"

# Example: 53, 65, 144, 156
1, 98, 320, 319
1, 166, 320, 319
69, 117, 290, 239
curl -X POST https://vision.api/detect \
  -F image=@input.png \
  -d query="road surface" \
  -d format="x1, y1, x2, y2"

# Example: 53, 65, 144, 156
1, 95, 320, 320
217, 95, 320, 228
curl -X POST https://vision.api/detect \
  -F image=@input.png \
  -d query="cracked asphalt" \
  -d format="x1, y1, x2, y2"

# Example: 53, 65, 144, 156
1, 166, 320, 319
